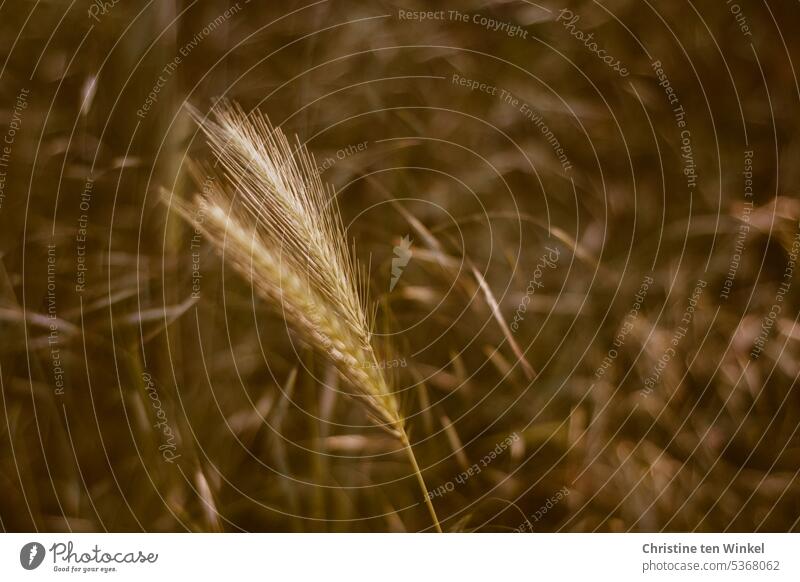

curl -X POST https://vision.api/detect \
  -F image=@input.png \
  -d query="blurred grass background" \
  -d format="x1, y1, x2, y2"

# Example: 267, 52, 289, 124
0, 0, 798, 532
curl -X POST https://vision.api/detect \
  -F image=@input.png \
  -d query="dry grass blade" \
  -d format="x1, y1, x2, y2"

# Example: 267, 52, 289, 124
469, 263, 536, 381
164, 100, 441, 531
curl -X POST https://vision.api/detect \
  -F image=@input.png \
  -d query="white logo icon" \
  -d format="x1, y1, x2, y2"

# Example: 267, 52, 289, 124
390, 235, 413, 291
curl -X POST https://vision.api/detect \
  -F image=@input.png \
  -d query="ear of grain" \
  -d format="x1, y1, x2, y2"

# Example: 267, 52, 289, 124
166, 101, 441, 531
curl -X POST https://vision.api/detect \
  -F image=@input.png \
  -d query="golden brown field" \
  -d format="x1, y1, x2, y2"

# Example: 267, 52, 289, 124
0, 0, 798, 532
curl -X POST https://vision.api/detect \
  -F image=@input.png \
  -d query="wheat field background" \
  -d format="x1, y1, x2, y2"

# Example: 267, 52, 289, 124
0, 0, 799, 532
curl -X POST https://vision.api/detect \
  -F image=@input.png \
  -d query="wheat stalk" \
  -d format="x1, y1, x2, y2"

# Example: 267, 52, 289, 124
166, 100, 441, 532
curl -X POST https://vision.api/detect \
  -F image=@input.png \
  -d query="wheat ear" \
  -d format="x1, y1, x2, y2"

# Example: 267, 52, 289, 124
167, 101, 441, 532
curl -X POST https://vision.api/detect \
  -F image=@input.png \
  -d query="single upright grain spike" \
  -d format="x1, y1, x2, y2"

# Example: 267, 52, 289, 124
166, 101, 442, 531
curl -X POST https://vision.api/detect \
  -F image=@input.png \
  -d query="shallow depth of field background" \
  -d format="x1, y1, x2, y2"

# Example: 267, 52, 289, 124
1, 0, 799, 532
